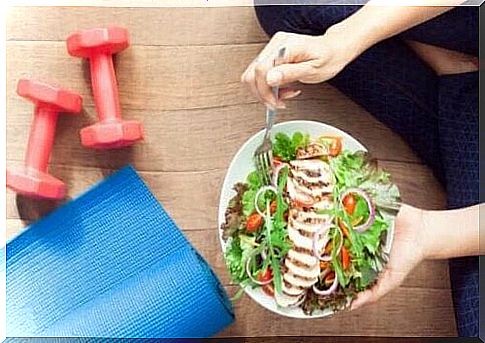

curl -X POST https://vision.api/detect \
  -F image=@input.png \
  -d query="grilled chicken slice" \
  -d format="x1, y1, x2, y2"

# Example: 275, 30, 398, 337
287, 248, 318, 268
289, 160, 334, 199
296, 142, 328, 160
288, 224, 327, 252
285, 258, 320, 279
290, 159, 333, 176
282, 280, 306, 296
283, 272, 318, 288
291, 209, 331, 225
276, 158, 336, 307
274, 286, 305, 307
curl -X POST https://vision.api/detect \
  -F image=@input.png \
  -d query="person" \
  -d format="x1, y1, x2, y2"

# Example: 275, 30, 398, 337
241, 2, 481, 337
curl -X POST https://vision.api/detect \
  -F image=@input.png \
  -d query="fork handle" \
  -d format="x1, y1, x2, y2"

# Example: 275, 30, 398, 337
264, 47, 286, 140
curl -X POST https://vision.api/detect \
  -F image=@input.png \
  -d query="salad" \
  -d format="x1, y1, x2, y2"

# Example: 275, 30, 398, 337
221, 131, 401, 315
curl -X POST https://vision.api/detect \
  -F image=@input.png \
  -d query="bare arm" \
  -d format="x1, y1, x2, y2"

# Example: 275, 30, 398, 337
328, 2, 460, 61
421, 204, 483, 259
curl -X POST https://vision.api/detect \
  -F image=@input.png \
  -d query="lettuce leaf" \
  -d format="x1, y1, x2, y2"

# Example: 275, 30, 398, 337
272, 132, 310, 162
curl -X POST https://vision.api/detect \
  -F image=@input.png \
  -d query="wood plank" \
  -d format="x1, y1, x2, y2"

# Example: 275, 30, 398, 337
6, 160, 445, 225
6, 41, 265, 112
7, 7, 267, 45
6, 100, 420, 170
218, 285, 456, 337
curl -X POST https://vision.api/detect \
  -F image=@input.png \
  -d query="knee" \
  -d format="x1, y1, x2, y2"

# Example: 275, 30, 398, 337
254, 5, 361, 38
254, 5, 292, 37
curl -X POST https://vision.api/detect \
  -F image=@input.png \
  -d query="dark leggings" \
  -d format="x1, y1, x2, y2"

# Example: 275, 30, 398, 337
254, 5, 479, 337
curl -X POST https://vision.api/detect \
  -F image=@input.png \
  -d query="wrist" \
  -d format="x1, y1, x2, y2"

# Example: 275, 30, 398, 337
325, 14, 380, 59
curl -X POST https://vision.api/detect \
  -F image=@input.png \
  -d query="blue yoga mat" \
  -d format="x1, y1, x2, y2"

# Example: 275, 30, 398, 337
6, 166, 234, 338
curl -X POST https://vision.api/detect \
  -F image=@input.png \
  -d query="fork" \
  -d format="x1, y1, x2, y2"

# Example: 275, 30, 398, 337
254, 47, 286, 185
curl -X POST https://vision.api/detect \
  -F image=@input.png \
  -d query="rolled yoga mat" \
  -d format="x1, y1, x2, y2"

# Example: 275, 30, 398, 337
6, 166, 234, 338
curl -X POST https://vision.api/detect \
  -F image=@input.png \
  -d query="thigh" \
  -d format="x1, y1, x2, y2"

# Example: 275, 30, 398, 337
255, 5, 478, 56
328, 40, 444, 183
399, 7, 478, 56
438, 71, 479, 336
254, 5, 360, 36
438, 72, 479, 208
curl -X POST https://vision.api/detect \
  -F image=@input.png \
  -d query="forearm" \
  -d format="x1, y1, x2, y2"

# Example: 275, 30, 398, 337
421, 204, 483, 259
326, 1, 461, 58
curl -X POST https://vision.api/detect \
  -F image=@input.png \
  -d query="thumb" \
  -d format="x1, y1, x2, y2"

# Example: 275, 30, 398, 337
266, 62, 314, 87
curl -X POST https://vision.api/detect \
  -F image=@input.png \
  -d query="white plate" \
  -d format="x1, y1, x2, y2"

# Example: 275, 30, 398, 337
218, 120, 394, 318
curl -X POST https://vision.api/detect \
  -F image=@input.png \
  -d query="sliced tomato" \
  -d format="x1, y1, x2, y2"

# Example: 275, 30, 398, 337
338, 219, 350, 239
341, 246, 350, 270
246, 213, 263, 233
262, 283, 275, 297
342, 193, 356, 215
319, 260, 330, 270
258, 268, 274, 297
273, 156, 283, 166
324, 271, 336, 287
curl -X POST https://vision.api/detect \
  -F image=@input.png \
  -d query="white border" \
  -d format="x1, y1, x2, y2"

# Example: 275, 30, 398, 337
5, 0, 485, 7
1, 1, 7, 341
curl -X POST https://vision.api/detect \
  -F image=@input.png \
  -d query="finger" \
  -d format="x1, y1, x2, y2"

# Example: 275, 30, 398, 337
279, 88, 302, 100
255, 59, 280, 108
266, 62, 314, 87
241, 65, 266, 105
350, 289, 375, 311
351, 269, 394, 311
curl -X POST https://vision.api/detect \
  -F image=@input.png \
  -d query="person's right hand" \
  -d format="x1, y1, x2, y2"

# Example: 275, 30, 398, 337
241, 28, 365, 109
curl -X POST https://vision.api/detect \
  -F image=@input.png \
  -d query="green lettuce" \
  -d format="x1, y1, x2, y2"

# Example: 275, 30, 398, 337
272, 132, 310, 162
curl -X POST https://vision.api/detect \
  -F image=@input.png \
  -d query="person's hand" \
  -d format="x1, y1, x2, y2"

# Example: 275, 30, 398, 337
241, 28, 365, 109
351, 204, 428, 310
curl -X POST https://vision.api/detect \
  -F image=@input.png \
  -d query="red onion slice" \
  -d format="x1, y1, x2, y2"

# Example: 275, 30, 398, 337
313, 224, 342, 261
245, 251, 273, 286
288, 292, 307, 308
340, 188, 375, 232
254, 185, 278, 217
312, 273, 339, 296
272, 163, 289, 187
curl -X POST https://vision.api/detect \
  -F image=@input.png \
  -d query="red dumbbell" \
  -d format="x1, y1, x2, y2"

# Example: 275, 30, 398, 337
66, 26, 144, 149
7, 79, 83, 199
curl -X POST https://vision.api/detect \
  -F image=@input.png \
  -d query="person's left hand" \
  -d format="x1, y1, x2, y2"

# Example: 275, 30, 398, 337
351, 204, 427, 310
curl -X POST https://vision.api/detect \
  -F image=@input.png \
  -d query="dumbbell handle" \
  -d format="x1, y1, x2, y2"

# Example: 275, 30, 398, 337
90, 53, 122, 122
25, 106, 58, 172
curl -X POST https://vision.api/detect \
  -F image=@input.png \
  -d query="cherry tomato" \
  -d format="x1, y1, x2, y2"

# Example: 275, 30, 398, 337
257, 268, 273, 283
257, 269, 274, 297
246, 213, 263, 233
342, 193, 356, 215
341, 246, 350, 270
319, 136, 342, 157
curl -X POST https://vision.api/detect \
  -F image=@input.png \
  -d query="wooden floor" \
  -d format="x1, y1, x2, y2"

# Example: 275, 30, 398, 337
6, 6, 457, 337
